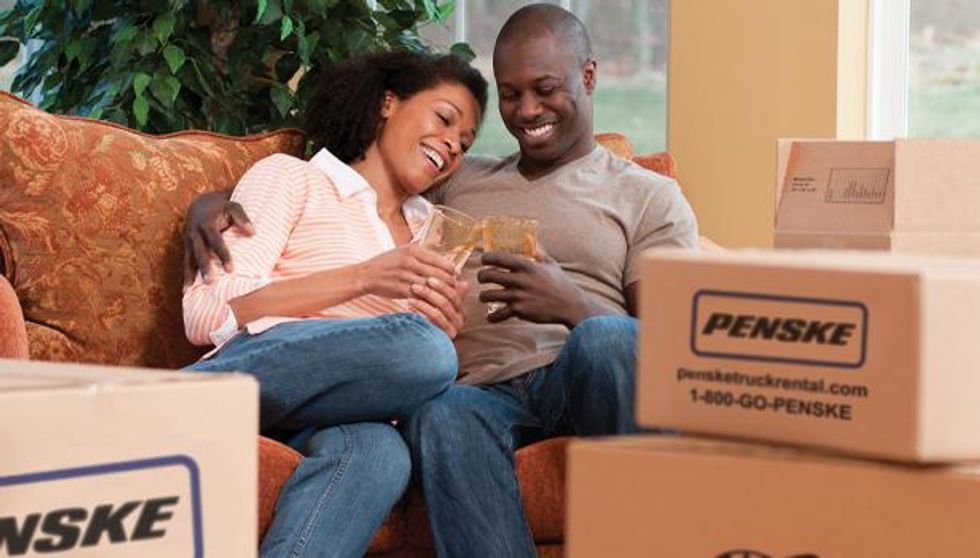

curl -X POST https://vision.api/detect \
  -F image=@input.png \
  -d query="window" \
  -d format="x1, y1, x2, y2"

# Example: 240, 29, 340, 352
869, 0, 980, 139
422, 0, 669, 156
908, 0, 980, 138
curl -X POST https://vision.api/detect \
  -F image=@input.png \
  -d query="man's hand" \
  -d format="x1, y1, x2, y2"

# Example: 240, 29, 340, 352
477, 247, 595, 327
183, 191, 254, 286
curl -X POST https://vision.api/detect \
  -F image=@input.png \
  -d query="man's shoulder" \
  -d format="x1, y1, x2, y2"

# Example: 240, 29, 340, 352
594, 147, 680, 196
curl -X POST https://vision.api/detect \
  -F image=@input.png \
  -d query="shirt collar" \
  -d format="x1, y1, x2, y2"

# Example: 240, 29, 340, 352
309, 147, 434, 230
309, 148, 373, 199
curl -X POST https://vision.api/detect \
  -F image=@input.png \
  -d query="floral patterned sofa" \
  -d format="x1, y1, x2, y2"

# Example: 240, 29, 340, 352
0, 90, 677, 556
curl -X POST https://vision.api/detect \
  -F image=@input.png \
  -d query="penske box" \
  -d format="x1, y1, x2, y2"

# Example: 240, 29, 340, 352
0, 359, 258, 557
568, 435, 980, 558
774, 139, 980, 256
638, 249, 980, 462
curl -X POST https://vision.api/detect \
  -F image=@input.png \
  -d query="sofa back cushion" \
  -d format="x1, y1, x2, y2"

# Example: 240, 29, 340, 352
594, 132, 676, 179
0, 92, 304, 368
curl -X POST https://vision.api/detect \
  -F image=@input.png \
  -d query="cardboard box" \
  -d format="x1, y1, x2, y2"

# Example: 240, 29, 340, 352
0, 359, 258, 557
568, 435, 980, 558
638, 249, 980, 461
774, 139, 980, 256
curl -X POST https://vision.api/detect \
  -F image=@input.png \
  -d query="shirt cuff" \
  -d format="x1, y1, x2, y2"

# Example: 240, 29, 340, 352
208, 310, 240, 347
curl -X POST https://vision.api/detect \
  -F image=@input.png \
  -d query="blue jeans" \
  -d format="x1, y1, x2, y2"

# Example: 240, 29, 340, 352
401, 315, 639, 558
188, 313, 457, 558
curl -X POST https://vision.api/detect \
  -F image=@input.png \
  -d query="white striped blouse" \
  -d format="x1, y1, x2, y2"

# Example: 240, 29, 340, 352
182, 148, 432, 349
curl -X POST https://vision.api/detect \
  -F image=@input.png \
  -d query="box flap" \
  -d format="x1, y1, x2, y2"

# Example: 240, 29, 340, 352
645, 247, 980, 276
0, 359, 224, 393
894, 139, 980, 232
775, 140, 895, 233
575, 435, 980, 476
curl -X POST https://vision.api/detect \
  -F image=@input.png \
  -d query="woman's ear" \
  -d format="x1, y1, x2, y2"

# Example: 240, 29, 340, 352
381, 92, 398, 118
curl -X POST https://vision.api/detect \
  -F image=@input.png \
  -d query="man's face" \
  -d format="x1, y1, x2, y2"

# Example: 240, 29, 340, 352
493, 33, 596, 172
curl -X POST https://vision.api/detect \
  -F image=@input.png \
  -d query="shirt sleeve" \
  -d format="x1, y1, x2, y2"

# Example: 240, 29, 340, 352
182, 154, 307, 346
624, 178, 700, 287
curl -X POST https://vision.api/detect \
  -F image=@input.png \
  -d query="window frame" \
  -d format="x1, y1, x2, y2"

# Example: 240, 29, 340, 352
866, 0, 910, 140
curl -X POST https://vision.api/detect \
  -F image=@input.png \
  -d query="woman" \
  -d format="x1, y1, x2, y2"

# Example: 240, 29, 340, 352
183, 51, 487, 557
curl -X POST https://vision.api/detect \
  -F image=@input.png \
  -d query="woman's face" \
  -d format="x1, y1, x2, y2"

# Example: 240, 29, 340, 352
376, 82, 480, 195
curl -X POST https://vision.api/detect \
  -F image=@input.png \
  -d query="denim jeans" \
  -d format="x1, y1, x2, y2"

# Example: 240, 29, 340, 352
401, 315, 639, 558
188, 313, 456, 558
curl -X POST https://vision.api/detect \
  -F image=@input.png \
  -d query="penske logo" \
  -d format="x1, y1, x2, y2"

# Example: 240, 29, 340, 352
0, 456, 202, 557
0, 497, 179, 555
691, 290, 867, 368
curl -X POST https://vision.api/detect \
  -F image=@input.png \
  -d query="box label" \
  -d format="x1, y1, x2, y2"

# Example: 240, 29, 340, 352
691, 290, 868, 368
825, 168, 890, 205
0, 456, 202, 557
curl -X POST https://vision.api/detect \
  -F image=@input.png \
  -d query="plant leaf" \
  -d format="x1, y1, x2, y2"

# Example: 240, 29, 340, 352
0, 41, 20, 67
280, 15, 294, 41
70, 0, 89, 18
436, 2, 455, 22
133, 94, 149, 127
133, 72, 151, 97
149, 74, 181, 106
164, 75, 181, 102
113, 23, 138, 46
65, 39, 81, 62
450, 42, 475, 62
256, 0, 268, 23
77, 37, 97, 71
162, 44, 185, 73
152, 12, 176, 45
270, 84, 292, 117
23, 7, 43, 37
422, 0, 438, 21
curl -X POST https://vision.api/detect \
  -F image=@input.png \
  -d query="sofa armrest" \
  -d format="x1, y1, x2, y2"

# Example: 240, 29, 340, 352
0, 275, 28, 359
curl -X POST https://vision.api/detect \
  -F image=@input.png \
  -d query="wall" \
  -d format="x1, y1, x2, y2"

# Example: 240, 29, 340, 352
668, 0, 869, 248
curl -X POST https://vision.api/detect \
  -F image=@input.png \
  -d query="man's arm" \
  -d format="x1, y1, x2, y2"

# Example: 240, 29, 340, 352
624, 282, 640, 317
620, 178, 700, 317
182, 189, 254, 285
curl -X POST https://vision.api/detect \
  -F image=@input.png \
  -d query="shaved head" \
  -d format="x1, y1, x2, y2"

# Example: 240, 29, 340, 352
494, 4, 593, 64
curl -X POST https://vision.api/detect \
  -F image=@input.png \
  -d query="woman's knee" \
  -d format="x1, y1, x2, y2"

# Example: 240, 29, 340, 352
308, 423, 411, 499
386, 314, 458, 393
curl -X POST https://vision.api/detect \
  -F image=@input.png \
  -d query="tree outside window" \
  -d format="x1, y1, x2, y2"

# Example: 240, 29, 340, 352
909, 0, 980, 138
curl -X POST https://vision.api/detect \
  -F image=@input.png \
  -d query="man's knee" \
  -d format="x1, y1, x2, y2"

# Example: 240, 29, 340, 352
403, 388, 490, 454
567, 315, 638, 364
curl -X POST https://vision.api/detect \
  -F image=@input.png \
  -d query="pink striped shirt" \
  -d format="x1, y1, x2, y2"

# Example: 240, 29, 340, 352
183, 149, 432, 349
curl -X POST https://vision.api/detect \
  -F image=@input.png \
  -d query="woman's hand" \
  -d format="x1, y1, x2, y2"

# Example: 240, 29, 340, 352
356, 245, 465, 338
409, 278, 468, 339
356, 244, 457, 299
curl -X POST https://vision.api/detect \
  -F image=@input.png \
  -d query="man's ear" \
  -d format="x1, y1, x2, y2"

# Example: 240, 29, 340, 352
381, 91, 398, 118
583, 58, 597, 95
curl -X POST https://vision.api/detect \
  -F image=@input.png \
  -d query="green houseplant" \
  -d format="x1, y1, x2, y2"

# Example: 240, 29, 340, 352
0, 0, 470, 134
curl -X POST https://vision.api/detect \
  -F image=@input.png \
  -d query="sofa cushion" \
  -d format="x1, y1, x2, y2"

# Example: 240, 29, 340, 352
0, 275, 28, 359
0, 92, 305, 368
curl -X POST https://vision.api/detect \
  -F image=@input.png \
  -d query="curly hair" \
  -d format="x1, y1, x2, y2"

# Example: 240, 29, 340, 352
304, 50, 489, 163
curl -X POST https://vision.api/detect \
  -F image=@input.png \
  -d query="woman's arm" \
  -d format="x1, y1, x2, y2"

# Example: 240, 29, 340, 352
182, 155, 311, 345
227, 243, 457, 327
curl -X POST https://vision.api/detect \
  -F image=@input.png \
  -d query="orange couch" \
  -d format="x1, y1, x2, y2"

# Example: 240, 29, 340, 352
0, 91, 676, 556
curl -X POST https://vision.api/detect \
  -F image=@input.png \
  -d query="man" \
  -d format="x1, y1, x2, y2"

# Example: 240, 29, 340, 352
184, 5, 697, 556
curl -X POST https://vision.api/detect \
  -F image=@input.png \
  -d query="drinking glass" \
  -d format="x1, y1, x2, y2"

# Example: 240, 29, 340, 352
415, 205, 482, 272
481, 216, 539, 315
